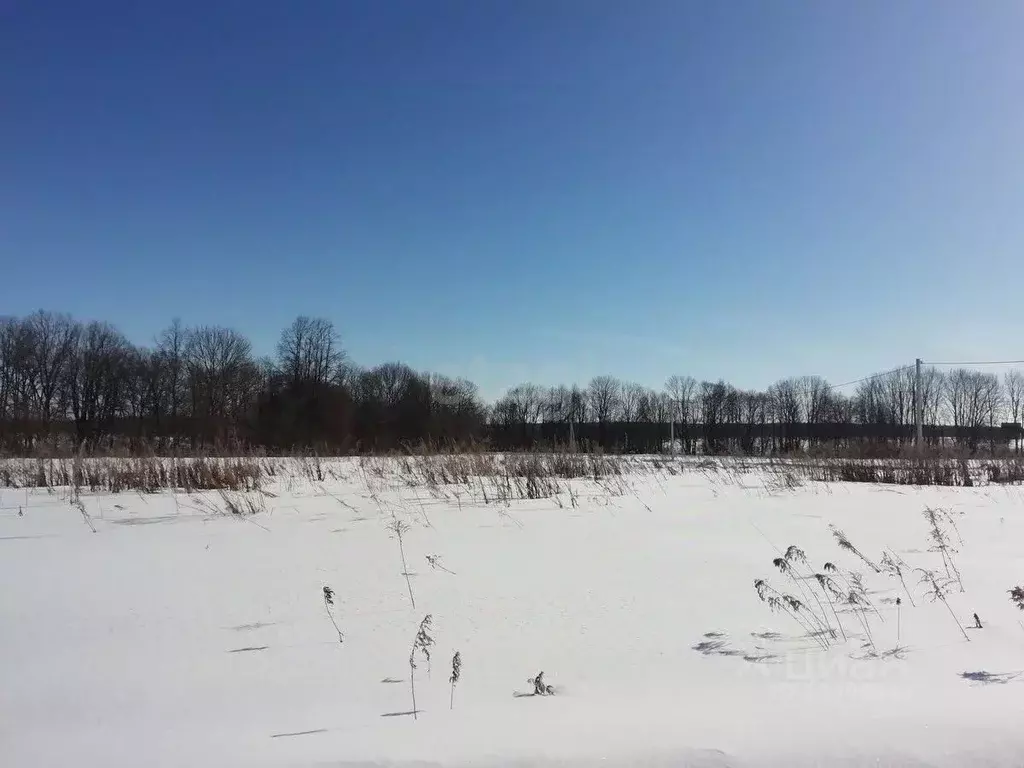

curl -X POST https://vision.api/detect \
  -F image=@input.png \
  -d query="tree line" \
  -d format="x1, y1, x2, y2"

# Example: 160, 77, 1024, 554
1, 311, 1022, 454
491, 368, 1023, 453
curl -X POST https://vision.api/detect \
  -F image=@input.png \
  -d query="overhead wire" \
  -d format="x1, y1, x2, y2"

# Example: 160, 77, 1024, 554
790, 360, 1024, 400
779, 364, 916, 401
924, 360, 1024, 367
820, 364, 916, 392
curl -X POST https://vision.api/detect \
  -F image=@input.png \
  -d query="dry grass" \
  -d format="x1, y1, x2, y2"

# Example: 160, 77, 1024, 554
779, 456, 1024, 487
6, 447, 1024, 495
0, 455, 270, 492
362, 446, 644, 504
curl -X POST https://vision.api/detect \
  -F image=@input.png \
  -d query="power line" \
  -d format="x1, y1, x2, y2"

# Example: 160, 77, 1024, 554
779, 364, 916, 402
823, 364, 916, 392
924, 359, 1024, 367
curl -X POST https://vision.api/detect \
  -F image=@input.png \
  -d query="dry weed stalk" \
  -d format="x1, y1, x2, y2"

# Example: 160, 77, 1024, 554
845, 590, 877, 654
754, 579, 830, 650
322, 585, 343, 643
72, 496, 97, 534
917, 568, 969, 641
830, 525, 880, 573
528, 670, 555, 696
923, 508, 964, 592
1009, 586, 1024, 611
408, 615, 434, 720
772, 546, 836, 640
880, 550, 916, 606
449, 650, 461, 710
386, 518, 416, 608
812, 572, 848, 642
425, 554, 456, 575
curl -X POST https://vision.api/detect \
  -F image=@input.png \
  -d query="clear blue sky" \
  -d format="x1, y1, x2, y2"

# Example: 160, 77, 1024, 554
3, 1, 1022, 401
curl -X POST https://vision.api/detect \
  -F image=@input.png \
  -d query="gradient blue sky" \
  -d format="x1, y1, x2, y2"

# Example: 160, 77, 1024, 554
3, 1, 1023, 400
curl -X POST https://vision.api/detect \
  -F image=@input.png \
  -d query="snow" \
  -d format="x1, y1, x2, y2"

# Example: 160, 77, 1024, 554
2, 459, 1024, 767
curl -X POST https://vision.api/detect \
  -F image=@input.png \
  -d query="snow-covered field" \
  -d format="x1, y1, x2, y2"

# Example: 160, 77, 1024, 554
2, 459, 1024, 767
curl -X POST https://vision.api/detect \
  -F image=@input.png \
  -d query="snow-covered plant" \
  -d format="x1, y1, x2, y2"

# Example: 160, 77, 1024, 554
830, 525, 880, 572
754, 579, 829, 650
322, 585, 343, 644
812, 572, 848, 641
923, 508, 963, 592
881, 550, 915, 606
772, 546, 835, 640
818, 562, 882, 648
529, 670, 554, 696
425, 554, 456, 574
1010, 586, 1024, 611
848, 572, 883, 623
896, 597, 903, 646
449, 650, 462, 710
845, 590, 877, 654
387, 518, 416, 608
408, 614, 434, 720
917, 568, 969, 641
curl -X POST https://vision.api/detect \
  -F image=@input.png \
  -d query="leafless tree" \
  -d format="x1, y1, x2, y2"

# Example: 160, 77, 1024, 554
1005, 371, 1024, 452
665, 375, 697, 454
619, 382, 645, 421
0, 317, 34, 426
700, 380, 729, 453
634, 387, 662, 423
542, 385, 572, 424
919, 367, 946, 429
853, 377, 885, 425
185, 326, 257, 441
883, 367, 915, 429
568, 385, 587, 425
24, 311, 80, 423
276, 316, 346, 387
427, 374, 484, 441
665, 374, 696, 425
587, 376, 621, 424
945, 368, 1002, 447
156, 319, 189, 422
63, 321, 134, 442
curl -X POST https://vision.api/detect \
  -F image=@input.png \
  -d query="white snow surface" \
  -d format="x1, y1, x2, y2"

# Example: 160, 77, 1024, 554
2, 459, 1024, 767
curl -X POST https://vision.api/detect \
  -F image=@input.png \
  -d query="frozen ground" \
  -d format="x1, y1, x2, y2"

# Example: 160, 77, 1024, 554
2, 459, 1024, 767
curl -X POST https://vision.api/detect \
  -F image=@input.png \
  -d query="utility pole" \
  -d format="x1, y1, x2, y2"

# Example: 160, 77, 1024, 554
670, 418, 675, 456
915, 358, 924, 449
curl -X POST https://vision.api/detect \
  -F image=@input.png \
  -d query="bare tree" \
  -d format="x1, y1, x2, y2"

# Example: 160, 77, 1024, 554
24, 311, 80, 424
634, 387, 661, 423
919, 367, 946, 430
276, 316, 345, 387
945, 368, 1002, 447
619, 382, 645, 422
542, 385, 572, 424
883, 367, 915, 430
1005, 371, 1024, 453
156, 319, 189, 423
700, 380, 729, 453
568, 385, 587, 425
185, 326, 257, 442
428, 374, 484, 441
804, 377, 826, 423
663, 372, 696, 421
665, 375, 696, 451
0, 317, 34, 426
588, 376, 621, 424
853, 377, 885, 426
63, 322, 135, 442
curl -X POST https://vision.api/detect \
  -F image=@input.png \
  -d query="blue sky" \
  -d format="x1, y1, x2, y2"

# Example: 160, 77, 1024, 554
2, 1, 1023, 401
